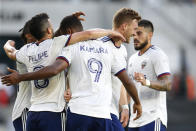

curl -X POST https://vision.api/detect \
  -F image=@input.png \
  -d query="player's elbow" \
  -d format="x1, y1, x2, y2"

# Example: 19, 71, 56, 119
47, 67, 60, 77
51, 69, 59, 76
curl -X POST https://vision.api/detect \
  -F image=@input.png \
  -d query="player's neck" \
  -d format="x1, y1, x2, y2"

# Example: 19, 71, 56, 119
37, 36, 51, 44
112, 28, 123, 47
139, 43, 152, 55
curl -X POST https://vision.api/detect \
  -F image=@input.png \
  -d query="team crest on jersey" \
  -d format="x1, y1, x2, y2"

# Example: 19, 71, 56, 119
141, 61, 147, 69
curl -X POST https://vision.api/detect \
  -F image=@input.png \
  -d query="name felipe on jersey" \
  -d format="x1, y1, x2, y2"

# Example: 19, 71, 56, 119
28, 51, 48, 63
80, 45, 108, 54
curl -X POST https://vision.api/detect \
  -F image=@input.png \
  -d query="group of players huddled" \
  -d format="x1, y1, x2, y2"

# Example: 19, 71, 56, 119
1, 7, 171, 131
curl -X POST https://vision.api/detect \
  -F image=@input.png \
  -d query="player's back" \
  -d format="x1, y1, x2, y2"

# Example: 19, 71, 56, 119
16, 35, 71, 112
60, 39, 125, 119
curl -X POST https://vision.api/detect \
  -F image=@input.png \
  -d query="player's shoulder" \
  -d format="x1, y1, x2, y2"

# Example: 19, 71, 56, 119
19, 42, 35, 51
149, 45, 168, 59
53, 35, 69, 40
99, 36, 114, 45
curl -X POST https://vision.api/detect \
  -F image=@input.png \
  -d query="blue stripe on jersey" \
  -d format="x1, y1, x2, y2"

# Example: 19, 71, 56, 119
101, 36, 120, 48
57, 56, 70, 66
101, 36, 111, 42
115, 68, 126, 76
65, 34, 72, 47
158, 72, 170, 78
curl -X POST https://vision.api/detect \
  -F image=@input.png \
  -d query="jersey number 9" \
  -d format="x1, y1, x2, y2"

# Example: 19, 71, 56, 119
87, 58, 103, 82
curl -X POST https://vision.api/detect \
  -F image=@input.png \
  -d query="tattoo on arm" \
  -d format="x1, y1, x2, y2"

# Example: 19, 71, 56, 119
149, 75, 172, 91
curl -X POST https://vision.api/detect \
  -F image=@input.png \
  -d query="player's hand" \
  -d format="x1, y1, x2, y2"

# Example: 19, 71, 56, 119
4, 40, 16, 52
133, 103, 142, 120
120, 109, 129, 127
108, 31, 126, 42
134, 72, 146, 86
72, 11, 85, 21
1, 68, 21, 86
64, 89, 72, 102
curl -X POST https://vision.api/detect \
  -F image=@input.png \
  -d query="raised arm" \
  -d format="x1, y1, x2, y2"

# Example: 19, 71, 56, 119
117, 70, 142, 120
134, 72, 172, 91
68, 29, 125, 45
4, 40, 17, 61
1, 59, 68, 86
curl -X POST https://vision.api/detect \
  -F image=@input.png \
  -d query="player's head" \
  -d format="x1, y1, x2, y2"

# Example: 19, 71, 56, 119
29, 13, 53, 41
133, 19, 154, 50
54, 15, 83, 37
19, 20, 36, 44
113, 8, 141, 43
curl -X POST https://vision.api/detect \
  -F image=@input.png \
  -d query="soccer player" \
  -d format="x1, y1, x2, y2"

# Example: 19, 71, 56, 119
100, 8, 141, 130
127, 19, 172, 131
1, 11, 142, 131
3, 13, 126, 131
59, 8, 141, 130
10, 20, 36, 131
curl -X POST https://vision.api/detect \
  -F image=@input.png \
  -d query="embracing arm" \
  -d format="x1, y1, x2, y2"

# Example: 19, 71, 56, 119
20, 59, 68, 81
1, 59, 68, 85
135, 73, 172, 91
68, 29, 125, 45
4, 40, 17, 61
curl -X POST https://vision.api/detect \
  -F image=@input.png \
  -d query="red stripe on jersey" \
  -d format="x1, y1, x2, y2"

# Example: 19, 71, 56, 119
57, 56, 69, 66
158, 72, 170, 78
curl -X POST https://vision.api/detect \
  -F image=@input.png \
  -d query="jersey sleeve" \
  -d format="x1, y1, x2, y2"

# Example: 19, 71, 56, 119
111, 48, 127, 76
56, 44, 75, 65
15, 44, 28, 64
152, 51, 171, 78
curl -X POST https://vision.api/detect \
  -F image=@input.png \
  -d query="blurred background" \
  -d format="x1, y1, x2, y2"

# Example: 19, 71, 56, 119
0, 0, 196, 131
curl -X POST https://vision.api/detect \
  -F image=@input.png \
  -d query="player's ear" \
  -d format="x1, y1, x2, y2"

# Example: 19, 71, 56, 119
122, 23, 127, 31
66, 28, 72, 34
47, 27, 53, 35
148, 32, 153, 40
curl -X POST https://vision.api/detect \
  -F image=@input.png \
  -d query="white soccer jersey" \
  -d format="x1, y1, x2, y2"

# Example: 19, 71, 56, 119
57, 39, 126, 119
127, 45, 170, 127
99, 36, 128, 118
15, 35, 71, 112
12, 62, 31, 121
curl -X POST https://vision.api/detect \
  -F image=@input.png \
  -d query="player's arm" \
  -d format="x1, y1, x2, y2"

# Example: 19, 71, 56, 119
3, 40, 17, 61
116, 70, 142, 120
1, 59, 68, 86
134, 72, 172, 91
119, 85, 129, 106
119, 85, 129, 127
68, 29, 125, 45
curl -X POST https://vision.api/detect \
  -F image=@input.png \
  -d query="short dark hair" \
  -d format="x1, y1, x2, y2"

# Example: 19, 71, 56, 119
29, 13, 50, 40
113, 8, 141, 28
19, 20, 31, 44
54, 15, 83, 37
138, 19, 154, 33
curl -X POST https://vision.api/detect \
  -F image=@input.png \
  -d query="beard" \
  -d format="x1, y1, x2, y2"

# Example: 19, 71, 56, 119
134, 39, 148, 50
